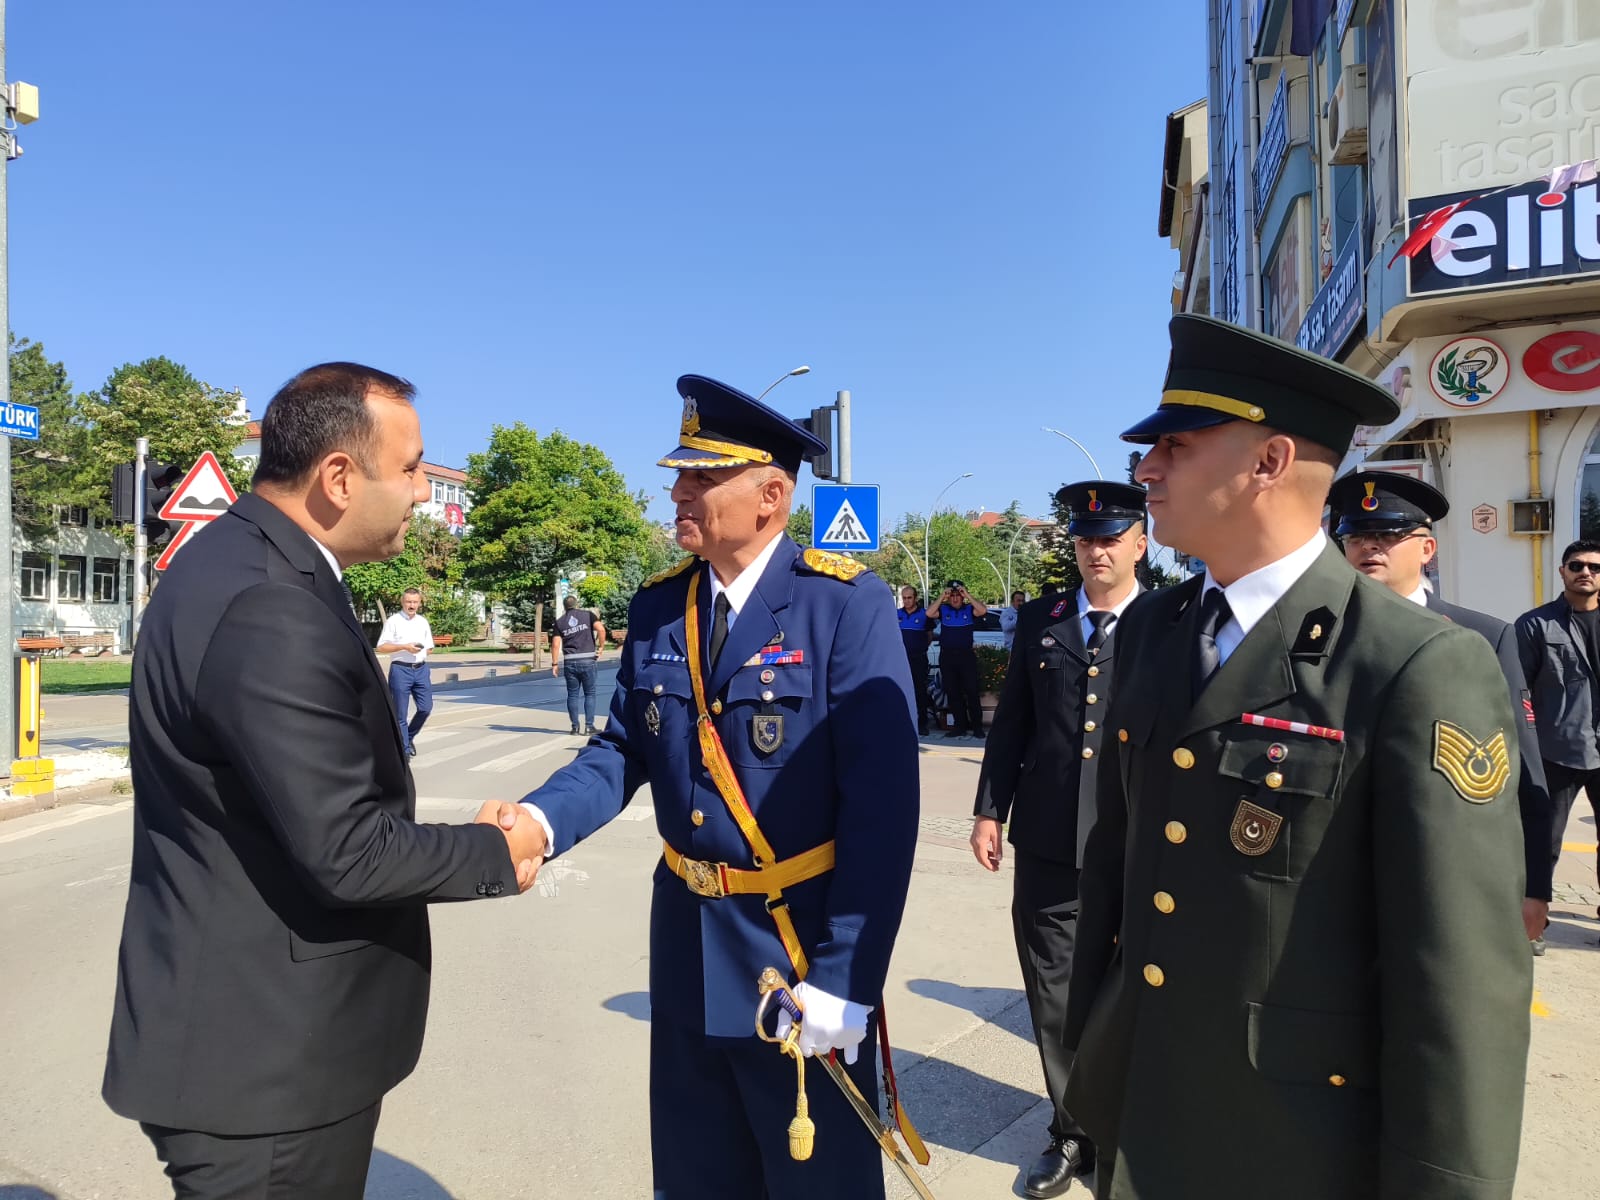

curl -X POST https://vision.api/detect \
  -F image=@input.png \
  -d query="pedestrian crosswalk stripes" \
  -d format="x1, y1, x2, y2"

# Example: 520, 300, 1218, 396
468, 737, 584, 773
411, 733, 518, 766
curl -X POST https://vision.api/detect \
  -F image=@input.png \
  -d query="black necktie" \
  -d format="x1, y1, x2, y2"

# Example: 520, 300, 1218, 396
340, 579, 357, 617
1086, 610, 1115, 655
1193, 587, 1233, 697
709, 592, 731, 669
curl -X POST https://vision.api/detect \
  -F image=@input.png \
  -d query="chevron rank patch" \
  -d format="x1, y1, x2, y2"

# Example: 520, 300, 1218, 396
1431, 720, 1511, 803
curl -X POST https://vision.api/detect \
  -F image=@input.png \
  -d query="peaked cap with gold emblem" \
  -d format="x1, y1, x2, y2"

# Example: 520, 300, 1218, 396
1328, 469, 1448, 536
1055, 479, 1147, 537
658, 374, 827, 473
1121, 314, 1400, 453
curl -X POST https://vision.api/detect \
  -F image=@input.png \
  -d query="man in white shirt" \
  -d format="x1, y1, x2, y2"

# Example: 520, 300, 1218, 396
1001, 590, 1026, 652
1063, 314, 1531, 1200
376, 587, 434, 757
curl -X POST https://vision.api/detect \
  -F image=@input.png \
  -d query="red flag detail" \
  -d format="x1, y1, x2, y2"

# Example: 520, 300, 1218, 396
1388, 199, 1476, 267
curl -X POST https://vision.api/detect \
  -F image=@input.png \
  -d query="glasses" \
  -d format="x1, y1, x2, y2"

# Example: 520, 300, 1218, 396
1344, 530, 1427, 549
1565, 560, 1600, 574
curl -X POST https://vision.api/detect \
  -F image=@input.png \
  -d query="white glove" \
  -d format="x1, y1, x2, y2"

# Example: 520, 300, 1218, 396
774, 981, 872, 1065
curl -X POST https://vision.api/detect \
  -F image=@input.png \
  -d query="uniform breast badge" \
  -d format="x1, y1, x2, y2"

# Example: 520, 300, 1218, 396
753, 714, 785, 754
1432, 720, 1510, 802
645, 699, 662, 736
1229, 799, 1284, 856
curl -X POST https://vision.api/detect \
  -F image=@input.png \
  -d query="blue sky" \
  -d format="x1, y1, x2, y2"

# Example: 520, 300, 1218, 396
9, 2, 1206, 528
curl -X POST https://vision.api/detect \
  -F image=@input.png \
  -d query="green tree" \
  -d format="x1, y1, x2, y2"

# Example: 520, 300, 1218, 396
787, 504, 812, 547
459, 424, 651, 610
72, 357, 252, 525
343, 513, 463, 619
8, 335, 86, 540
1036, 486, 1085, 595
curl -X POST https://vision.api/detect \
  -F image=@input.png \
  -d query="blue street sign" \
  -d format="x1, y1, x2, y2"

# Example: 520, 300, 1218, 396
812, 484, 880, 552
0, 401, 40, 441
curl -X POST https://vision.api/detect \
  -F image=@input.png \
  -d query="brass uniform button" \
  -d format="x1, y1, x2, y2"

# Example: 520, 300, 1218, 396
1087, 665, 1100, 677
1172, 747, 1195, 769
1143, 963, 1165, 987
1165, 821, 1187, 844
653, 683, 665, 695
1264, 771, 1284, 789
1153, 891, 1175, 914
1086, 693, 1099, 705
1329, 1075, 1346, 1088
691, 809, 705, 827
1039, 661, 1047, 669
1118, 728, 1129, 742
1081, 748, 1095, 760
711, 699, 723, 715
1083, 720, 1096, 733
761, 689, 775, 703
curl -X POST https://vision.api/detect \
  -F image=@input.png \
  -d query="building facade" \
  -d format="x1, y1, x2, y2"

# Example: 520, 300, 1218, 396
1190, 0, 1600, 621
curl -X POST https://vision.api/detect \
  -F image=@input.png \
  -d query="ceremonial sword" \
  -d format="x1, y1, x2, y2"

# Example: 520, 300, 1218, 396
755, 967, 939, 1200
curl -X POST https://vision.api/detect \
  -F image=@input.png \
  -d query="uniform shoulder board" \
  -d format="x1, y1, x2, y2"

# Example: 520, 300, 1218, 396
801, 548, 866, 582
642, 557, 697, 588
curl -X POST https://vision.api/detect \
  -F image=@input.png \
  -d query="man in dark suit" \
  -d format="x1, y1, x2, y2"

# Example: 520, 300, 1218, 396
971, 480, 1146, 1198
103, 362, 546, 1199
1064, 316, 1531, 1200
1329, 469, 1553, 953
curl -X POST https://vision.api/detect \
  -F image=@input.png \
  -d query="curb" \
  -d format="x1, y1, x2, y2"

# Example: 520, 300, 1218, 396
0, 771, 131, 823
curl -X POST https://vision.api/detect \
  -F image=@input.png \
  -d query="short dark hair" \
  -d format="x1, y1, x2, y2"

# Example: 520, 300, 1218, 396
402, 587, 423, 599
1011, 590, 1025, 602
1562, 540, 1600, 564
563, 595, 578, 610
253, 362, 416, 488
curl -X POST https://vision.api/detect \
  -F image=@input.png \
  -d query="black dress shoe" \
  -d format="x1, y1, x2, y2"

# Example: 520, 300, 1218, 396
407, 744, 417, 758
1024, 1137, 1095, 1198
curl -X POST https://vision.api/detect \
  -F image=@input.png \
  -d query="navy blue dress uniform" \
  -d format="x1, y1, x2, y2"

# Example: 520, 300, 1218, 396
1329, 470, 1554, 922
1064, 316, 1532, 1200
934, 582, 986, 736
974, 480, 1145, 1197
518, 376, 921, 1199
898, 600, 934, 735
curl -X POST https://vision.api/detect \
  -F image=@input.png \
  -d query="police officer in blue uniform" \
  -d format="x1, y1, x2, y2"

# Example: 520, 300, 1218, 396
929, 579, 989, 738
514, 375, 921, 1198
898, 584, 934, 735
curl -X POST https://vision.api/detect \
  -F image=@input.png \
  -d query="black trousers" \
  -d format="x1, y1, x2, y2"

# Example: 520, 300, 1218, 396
649, 1019, 885, 1199
141, 1101, 381, 1200
941, 645, 984, 734
1543, 760, 1600, 892
1012, 850, 1087, 1145
905, 650, 932, 732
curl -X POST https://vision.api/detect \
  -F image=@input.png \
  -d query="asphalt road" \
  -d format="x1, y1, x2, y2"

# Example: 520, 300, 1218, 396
3, 675, 1597, 1198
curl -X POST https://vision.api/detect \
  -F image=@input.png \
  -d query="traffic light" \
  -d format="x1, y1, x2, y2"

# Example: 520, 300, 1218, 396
794, 406, 835, 481
112, 463, 136, 523
144, 460, 186, 546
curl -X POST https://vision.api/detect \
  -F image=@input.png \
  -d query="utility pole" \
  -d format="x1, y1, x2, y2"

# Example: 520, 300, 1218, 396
1, 3, 14, 774
835, 390, 851, 485
133, 437, 149, 640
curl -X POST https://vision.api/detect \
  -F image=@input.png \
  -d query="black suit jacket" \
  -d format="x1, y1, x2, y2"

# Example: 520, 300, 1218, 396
1424, 590, 1554, 902
974, 587, 1135, 868
104, 493, 519, 1136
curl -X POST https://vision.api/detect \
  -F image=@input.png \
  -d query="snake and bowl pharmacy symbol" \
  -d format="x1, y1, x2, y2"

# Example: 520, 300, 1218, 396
1430, 336, 1509, 409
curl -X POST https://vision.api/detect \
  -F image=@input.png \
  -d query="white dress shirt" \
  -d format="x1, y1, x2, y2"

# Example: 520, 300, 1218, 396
1405, 582, 1429, 607
708, 530, 786, 630
378, 612, 434, 663
1201, 531, 1327, 665
309, 536, 342, 579
1076, 584, 1141, 645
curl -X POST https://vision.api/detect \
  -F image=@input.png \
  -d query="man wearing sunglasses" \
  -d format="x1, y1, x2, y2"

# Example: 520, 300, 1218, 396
1331, 470, 1552, 954
1516, 538, 1600, 919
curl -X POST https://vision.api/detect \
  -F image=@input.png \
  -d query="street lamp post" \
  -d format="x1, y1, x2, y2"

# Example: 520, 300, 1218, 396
884, 536, 927, 597
1041, 427, 1104, 478
981, 557, 1005, 598
1005, 520, 1032, 597
924, 472, 972, 597
756, 365, 811, 401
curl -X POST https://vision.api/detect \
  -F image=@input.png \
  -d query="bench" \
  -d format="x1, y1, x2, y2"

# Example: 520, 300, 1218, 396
507, 632, 541, 651
17, 636, 65, 655
62, 632, 116, 657
434, 635, 454, 648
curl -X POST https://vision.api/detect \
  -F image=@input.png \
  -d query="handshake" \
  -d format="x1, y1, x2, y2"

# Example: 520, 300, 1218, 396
473, 800, 548, 893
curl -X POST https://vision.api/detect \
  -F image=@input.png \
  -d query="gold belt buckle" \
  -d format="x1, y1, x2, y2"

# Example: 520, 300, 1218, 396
682, 857, 726, 899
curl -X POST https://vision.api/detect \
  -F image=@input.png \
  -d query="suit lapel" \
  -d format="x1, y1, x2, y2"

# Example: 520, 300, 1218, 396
1049, 588, 1089, 663
708, 538, 798, 698
1180, 544, 1352, 739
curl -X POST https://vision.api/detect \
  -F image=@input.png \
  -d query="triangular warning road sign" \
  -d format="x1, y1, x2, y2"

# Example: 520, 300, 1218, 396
820, 498, 873, 545
159, 450, 239, 522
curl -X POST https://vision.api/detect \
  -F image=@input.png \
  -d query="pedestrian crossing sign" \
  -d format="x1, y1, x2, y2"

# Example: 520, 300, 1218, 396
812, 484, 880, 552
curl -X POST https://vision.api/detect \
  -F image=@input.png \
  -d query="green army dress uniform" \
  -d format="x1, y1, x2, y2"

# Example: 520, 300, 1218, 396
1063, 315, 1532, 1200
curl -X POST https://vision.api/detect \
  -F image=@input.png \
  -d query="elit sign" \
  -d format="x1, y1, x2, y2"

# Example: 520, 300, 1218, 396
1407, 177, 1600, 297
1523, 329, 1600, 394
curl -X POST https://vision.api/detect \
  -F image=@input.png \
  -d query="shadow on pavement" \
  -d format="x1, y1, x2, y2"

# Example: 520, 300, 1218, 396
365, 1149, 454, 1198
906, 978, 1027, 1024
603, 991, 653, 1022
897, 1053, 1047, 1168
0, 1188, 59, 1199
1545, 914, 1600, 952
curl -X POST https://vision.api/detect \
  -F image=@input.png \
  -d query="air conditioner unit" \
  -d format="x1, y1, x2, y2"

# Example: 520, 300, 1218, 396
1328, 64, 1368, 165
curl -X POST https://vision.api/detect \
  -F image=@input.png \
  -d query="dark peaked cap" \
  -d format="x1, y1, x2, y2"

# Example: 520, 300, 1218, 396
1056, 479, 1147, 537
658, 374, 826, 474
1121, 314, 1401, 453
1329, 470, 1449, 535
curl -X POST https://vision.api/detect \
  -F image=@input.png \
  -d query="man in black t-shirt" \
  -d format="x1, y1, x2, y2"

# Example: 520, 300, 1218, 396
552, 594, 606, 735
1517, 538, 1600, 910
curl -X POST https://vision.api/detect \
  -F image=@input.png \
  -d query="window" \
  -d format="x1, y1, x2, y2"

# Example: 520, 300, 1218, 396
1578, 422, 1600, 542
93, 557, 121, 603
60, 505, 89, 527
58, 555, 87, 603
432, 480, 446, 503
124, 560, 134, 606
20, 553, 50, 601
